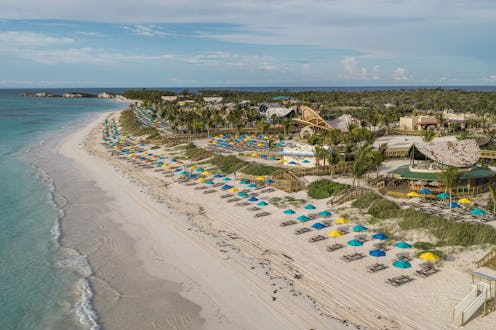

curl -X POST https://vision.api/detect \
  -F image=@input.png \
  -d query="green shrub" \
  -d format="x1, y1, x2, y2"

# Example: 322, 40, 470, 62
367, 198, 400, 219
413, 242, 436, 250
352, 192, 381, 209
307, 179, 349, 199
150, 145, 160, 150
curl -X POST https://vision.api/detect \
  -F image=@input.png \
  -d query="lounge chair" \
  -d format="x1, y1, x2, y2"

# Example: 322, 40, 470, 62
194, 186, 207, 190
185, 182, 198, 186
203, 189, 216, 194
321, 220, 333, 227
308, 235, 328, 243
393, 255, 412, 263
341, 253, 365, 262
254, 211, 271, 218
280, 220, 297, 227
386, 275, 414, 287
247, 206, 261, 212
294, 227, 312, 235
326, 243, 344, 252
227, 197, 241, 203
212, 183, 223, 187
415, 264, 439, 277
235, 202, 250, 207
220, 193, 234, 199
367, 263, 387, 273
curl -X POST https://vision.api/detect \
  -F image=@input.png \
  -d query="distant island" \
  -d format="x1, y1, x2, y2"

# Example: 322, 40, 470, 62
20, 91, 121, 99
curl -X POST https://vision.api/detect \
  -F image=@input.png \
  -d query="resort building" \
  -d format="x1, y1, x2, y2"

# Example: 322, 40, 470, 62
279, 143, 316, 168
265, 107, 296, 119
203, 97, 223, 103
161, 95, 178, 102
399, 115, 437, 131
392, 139, 496, 195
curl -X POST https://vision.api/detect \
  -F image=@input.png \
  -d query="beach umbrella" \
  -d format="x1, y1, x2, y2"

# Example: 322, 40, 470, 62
297, 215, 311, 222
407, 191, 419, 197
419, 188, 432, 194
229, 188, 239, 193
304, 204, 316, 210
188, 174, 197, 179
353, 224, 368, 232
257, 201, 268, 206
328, 230, 344, 241
247, 183, 257, 188
335, 217, 349, 224
180, 171, 188, 175
419, 252, 440, 261
174, 168, 181, 172
269, 156, 277, 161
197, 177, 206, 183
251, 153, 258, 157
372, 233, 389, 241
240, 179, 249, 185
288, 161, 297, 165
445, 202, 461, 209
222, 177, 232, 181
393, 260, 412, 269
189, 165, 197, 170
248, 196, 259, 202
395, 241, 412, 249
256, 176, 265, 181
278, 159, 285, 163
221, 184, 232, 190
302, 159, 310, 163
437, 192, 450, 199
458, 198, 472, 204
214, 174, 223, 178
369, 249, 386, 261
471, 208, 486, 215
284, 209, 296, 215
265, 179, 274, 184
195, 167, 204, 173
311, 222, 326, 230
205, 180, 214, 185
237, 192, 249, 197
319, 210, 332, 218
203, 171, 211, 176
347, 239, 364, 251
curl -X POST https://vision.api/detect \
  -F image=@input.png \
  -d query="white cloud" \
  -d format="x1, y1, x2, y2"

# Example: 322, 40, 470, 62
392, 67, 410, 80
372, 65, 381, 80
76, 31, 105, 37
341, 56, 368, 80
488, 75, 496, 82
0, 31, 74, 47
123, 25, 168, 37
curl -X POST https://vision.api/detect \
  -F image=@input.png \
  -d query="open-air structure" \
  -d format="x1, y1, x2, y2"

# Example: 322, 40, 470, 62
293, 105, 360, 137
392, 139, 496, 195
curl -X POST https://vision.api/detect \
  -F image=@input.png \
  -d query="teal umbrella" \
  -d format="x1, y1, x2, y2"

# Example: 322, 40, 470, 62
347, 239, 364, 247
240, 179, 249, 185
319, 210, 332, 217
471, 208, 486, 215
222, 177, 232, 181
393, 260, 412, 269
352, 224, 368, 232
395, 241, 412, 249
204, 180, 214, 185
237, 192, 249, 197
247, 183, 257, 188
257, 201, 268, 206
284, 209, 296, 215
304, 204, 316, 210
297, 215, 311, 222
437, 192, 450, 199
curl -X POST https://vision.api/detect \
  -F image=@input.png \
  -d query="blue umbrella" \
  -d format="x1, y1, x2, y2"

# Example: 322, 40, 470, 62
304, 204, 316, 210
393, 260, 412, 269
288, 161, 297, 165
369, 249, 386, 261
188, 174, 197, 179
319, 210, 332, 217
221, 184, 232, 189
372, 233, 389, 241
353, 224, 368, 232
419, 188, 432, 194
471, 208, 486, 215
265, 179, 274, 184
174, 168, 181, 172
297, 215, 311, 222
237, 192, 249, 197
395, 241, 412, 249
311, 222, 326, 230
437, 192, 450, 199
446, 202, 461, 209
257, 201, 268, 206
248, 196, 259, 202
171, 159, 177, 162
214, 174, 223, 178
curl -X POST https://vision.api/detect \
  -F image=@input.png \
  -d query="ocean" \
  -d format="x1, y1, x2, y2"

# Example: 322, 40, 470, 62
0, 89, 123, 330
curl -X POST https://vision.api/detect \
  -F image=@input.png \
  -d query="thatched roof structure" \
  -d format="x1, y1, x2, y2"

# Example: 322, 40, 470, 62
409, 139, 480, 167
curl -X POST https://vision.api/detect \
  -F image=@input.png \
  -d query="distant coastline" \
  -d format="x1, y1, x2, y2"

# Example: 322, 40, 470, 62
20, 91, 121, 99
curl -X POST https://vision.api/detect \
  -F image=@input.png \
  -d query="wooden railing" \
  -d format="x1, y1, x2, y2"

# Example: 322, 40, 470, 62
327, 187, 372, 206
476, 247, 496, 269
289, 162, 353, 177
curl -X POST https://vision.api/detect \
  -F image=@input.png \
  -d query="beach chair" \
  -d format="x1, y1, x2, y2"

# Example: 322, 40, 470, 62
235, 202, 250, 207
220, 194, 234, 199
326, 243, 344, 252
308, 235, 328, 243
247, 206, 261, 212
254, 211, 270, 218
280, 220, 297, 227
367, 263, 387, 273
227, 197, 241, 203
341, 253, 365, 262
203, 189, 216, 194
393, 255, 412, 263
321, 220, 333, 227
294, 227, 312, 235
386, 275, 414, 287
415, 264, 439, 278
194, 186, 207, 190
185, 182, 198, 186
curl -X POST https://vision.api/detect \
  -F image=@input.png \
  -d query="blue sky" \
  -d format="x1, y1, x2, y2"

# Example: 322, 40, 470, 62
1, 0, 495, 87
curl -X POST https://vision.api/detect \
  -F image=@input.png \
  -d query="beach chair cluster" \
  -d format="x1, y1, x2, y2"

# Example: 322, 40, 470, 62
385, 275, 414, 287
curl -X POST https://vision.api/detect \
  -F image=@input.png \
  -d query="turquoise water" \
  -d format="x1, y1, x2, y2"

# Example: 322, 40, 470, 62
0, 90, 123, 329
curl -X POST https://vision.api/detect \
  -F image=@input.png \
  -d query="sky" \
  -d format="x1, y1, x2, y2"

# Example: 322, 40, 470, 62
1, 0, 495, 88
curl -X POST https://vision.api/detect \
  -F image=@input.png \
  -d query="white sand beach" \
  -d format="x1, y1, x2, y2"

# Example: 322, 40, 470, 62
55, 110, 496, 329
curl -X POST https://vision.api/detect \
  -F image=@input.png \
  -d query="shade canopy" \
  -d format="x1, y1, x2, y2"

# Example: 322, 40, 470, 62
437, 192, 450, 199
328, 230, 343, 238
395, 241, 412, 249
393, 260, 412, 269
237, 192, 248, 197
229, 188, 239, 193
419, 188, 432, 194
214, 174, 223, 178
419, 252, 440, 261
458, 198, 472, 204
319, 210, 332, 217
283, 209, 296, 215
446, 202, 461, 209
311, 222, 326, 230
248, 197, 259, 202
257, 201, 268, 206
304, 204, 316, 210
372, 233, 389, 241
347, 239, 364, 247
247, 183, 257, 188
335, 217, 349, 224
352, 224, 368, 232
407, 191, 419, 197
265, 179, 274, 184
222, 177, 232, 181
297, 215, 311, 222
221, 184, 232, 189
369, 249, 386, 258
471, 208, 486, 215
256, 176, 265, 181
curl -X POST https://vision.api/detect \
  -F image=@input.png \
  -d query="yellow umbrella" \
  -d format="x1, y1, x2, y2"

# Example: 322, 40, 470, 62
458, 198, 472, 204
229, 188, 239, 193
189, 165, 197, 170
278, 159, 285, 163
419, 252, 440, 261
197, 177, 206, 183
161, 164, 168, 168
251, 153, 258, 157
203, 171, 211, 175
335, 217, 349, 224
328, 230, 344, 238
256, 176, 265, 181
407, 191, 420, 197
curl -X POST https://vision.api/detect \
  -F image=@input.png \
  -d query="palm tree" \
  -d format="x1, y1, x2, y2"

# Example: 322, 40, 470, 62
489, 185, 496, 215
327, 150, 342, 177
438, 166, 462, 221
422, 130, 436, 142
352, 145, 374, 187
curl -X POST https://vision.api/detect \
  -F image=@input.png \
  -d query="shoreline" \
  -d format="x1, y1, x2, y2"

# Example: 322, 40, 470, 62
50, 108, 496, 329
